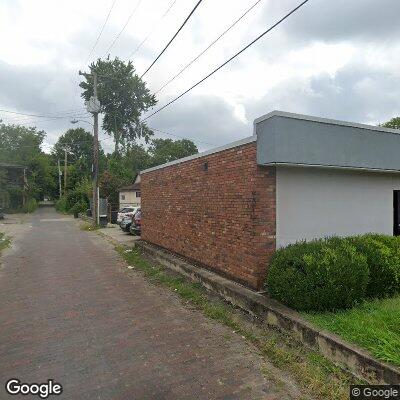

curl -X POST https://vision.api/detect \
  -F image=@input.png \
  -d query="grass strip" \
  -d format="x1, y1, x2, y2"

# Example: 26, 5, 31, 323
305, 296, 400, 367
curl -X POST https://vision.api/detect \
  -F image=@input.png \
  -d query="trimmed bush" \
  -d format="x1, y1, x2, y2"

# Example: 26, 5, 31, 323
267, 239, 369, 312
347, 236, 400, 298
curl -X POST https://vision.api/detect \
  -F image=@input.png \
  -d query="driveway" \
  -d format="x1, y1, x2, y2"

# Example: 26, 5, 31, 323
0, 207, 297, 399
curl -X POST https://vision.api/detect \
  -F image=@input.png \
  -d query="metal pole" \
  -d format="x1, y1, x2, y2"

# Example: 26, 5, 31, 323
93, 72, 100, 226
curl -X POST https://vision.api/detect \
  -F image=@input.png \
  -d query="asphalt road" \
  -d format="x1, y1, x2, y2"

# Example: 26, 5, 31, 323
0, 208, 297, 399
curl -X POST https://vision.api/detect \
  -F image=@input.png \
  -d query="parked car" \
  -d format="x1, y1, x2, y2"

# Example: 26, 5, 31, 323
117, 206, 139, 225
130, 209, 141, 236
119, 214, 133, 232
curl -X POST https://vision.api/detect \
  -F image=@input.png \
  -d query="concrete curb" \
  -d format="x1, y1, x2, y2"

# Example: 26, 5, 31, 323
135, 240, 400, 385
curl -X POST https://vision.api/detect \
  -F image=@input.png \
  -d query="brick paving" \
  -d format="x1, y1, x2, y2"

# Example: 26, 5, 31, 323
0, 208, 298, 399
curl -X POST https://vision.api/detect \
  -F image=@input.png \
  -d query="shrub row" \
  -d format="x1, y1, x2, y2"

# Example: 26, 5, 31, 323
266, 234, 400, 312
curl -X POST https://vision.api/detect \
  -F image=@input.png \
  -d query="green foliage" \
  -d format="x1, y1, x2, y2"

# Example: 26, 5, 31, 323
305, 296, 400, 367
52, 128, 97, 178
381, 117, 400, 130
267, 234, 400, 312
27, 153, 57, 201
0, 232, 10, 253
347, 235, 400, 298
55, 197, 68, 213
0, 122, 44, 164
56, 178, 91, 214
79, 57, 157, 147
70, 200, 88, 215
0, 122, 57, 205
148, 138, 198, 166
267, 238, 369, 312
21, 198, 38, 213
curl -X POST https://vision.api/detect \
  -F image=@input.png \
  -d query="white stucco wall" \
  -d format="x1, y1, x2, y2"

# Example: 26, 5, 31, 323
276, 166, 400, 248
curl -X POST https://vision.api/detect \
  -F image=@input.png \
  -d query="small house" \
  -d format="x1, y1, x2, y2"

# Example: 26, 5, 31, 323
119, 174, 141, 209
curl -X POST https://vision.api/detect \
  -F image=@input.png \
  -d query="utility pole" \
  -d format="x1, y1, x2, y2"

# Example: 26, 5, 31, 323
58, 159, 62, 199
93, 71, 99, 226
64, 149, 67, 194
79, 69, 100, 226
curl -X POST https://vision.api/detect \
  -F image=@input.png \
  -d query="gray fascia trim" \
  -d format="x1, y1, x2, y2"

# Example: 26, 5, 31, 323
141, 135, 257, 174
254, 110, 400, 136
265, 161, 400, 174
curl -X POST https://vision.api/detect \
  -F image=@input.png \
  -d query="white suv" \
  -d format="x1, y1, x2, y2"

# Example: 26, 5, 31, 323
117, 207, 139, 224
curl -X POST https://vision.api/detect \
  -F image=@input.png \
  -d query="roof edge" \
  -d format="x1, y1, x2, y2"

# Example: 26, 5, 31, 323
141, 135, 256, 174
254, 110, 400, 136
266, 161, 400, 174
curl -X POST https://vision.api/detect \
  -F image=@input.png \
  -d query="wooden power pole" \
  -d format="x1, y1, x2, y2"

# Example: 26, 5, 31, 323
79, 69, 100, 226
92, 72, 99, 226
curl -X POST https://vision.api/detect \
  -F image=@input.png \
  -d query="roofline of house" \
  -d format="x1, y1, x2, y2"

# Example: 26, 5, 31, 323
0, 163, 26, 169
141, 135, 257, 174
119, 185, 140, 191
254, 110, 400, 136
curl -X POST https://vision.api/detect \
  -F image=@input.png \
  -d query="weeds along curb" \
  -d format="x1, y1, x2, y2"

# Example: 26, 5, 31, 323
134, 240, 400, 385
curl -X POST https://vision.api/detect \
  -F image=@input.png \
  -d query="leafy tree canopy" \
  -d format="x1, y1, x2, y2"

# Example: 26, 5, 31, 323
52, 128, 93, 161
0, 122, 57, 203
382, 117, 400, 130
148, 138, 198, 167
79, 57, 157, 149
0, 122, 44, 164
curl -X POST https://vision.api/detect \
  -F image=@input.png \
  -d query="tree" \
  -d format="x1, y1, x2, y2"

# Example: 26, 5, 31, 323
79, 57, 157, 150
53, 128, 96, 179
0, 122, 44, 164
52, 128, 93, 163
0, 122, 57, 203
148, 138, 198, 167
382, 117, 400, 130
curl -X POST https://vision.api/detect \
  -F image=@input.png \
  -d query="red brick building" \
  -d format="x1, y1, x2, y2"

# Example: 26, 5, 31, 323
141, 111, 400, 290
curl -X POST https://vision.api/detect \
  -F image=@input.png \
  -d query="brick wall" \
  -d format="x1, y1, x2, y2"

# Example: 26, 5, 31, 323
141, 141, 276, 289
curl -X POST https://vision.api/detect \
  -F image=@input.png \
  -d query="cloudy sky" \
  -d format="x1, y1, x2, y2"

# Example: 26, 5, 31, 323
1, 0, 399, 152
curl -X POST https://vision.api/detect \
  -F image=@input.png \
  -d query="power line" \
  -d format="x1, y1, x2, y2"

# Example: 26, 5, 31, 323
0, 109, 89, 120
155, 0, 263, 95
140, 0, 204, 78
128, 0, 177, 59
142, 0, 310, 121
103, 0, 143, 57
85, 0, 118, 65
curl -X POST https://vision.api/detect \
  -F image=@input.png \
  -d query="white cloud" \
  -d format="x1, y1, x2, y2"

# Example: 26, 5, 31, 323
1, 0, 400, 153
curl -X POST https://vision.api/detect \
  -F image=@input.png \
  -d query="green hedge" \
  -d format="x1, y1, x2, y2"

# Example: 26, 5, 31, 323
267, 238, 369, 312
347, 236, 400, 298
267, 234, 400, 312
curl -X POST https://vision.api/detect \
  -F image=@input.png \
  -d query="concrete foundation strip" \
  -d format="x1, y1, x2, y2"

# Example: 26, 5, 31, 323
135, 240, 400, 385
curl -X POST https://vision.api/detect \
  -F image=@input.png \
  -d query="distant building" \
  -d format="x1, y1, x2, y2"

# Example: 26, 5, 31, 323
0, 163, 27, 209
119, 174, 141, 208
